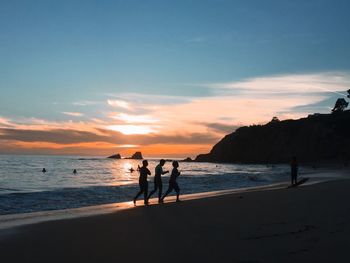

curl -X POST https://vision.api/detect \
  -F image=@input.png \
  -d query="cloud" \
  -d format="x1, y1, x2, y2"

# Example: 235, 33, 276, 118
110, 113, 159, 124
73, 100, 101, 106
3, 71, 350, 156
62, 112, 84, 117
202, 122, 240, 134
0, 128, 113, 144
107, 99, 131, 110
0, 128, 219, 146
209, 72, 350, 98
0, 117, 13, 128
107, 125, 156, 135
106, 92, 192, 107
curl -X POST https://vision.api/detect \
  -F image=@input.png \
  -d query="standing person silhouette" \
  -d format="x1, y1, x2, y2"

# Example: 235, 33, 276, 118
147, 159, 169, 203
291, 156, 298, 185
161, 161, 181, 203
133, 160, 151, 205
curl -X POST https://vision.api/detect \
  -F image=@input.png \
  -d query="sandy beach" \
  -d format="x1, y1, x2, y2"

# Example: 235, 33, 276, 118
1, 177, 350, 263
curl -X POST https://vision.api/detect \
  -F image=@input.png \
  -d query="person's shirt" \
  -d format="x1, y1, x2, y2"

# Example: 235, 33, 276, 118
155, 164, 163, 179
170, 168, 180, 182
139, 166, 151, 182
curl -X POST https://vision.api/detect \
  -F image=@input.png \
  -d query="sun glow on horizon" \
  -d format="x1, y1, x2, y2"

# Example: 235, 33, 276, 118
107, 125, 155, 135
116, 144, 139, 148
111, 113, 159, 124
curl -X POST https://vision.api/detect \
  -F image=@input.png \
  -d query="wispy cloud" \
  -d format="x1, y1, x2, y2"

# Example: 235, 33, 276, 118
62, 112, 84, 117
0, 117, 13, 128
73, 100, 101, 106
110, 113, 159, 124
107, 125, 156, 135
201, 122, 239, 134
209, 72, 350, 97
107, 99, 131, 110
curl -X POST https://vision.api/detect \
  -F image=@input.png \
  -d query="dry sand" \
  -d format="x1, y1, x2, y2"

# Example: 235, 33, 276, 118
1, 179, 350, 263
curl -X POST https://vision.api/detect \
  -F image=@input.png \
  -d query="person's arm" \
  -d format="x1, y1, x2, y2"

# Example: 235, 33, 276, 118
162, 170, 169, 175
147, 169, 151, 175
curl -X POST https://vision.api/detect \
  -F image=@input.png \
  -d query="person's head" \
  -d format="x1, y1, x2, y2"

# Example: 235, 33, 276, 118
159, 159, 166, 166
172, 161, 179, 168
142, 160, 148, 167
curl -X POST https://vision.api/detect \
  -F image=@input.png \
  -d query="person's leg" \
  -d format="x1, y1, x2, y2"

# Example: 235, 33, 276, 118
133, 190, 143, 204
158, 181, 163, 203
144, 182, 149, 204
147, 181, 158, 200
174, 183, 180, 202
161, 185, 173, 201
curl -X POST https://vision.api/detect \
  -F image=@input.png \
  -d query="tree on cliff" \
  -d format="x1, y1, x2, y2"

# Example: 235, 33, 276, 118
270, 116, 280, 123
332, 98, 348, 113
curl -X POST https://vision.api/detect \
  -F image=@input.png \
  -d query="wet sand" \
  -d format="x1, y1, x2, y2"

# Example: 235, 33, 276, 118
1, 179, 350, 262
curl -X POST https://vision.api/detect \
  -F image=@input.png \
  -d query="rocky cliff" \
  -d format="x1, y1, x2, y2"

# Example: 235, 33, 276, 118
195, 111, 350, 164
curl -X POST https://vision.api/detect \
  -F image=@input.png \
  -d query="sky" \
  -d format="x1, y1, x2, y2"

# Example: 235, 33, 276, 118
1, 0, 350, 157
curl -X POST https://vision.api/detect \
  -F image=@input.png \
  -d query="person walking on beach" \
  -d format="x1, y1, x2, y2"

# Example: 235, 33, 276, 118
147, 159, 169, 203
161, 161, 181, 203
291, 156, 298, 185
133, 160, 151, 205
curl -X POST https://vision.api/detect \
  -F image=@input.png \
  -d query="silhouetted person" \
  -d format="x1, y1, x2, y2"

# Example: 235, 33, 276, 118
291, 156, 298, 185
42, 168, 46, 173
147, 159, 169, 203
129, 167, 135, 173
161, 161, 181, 202
73, 169, 77, 174
133, 160, 151, 205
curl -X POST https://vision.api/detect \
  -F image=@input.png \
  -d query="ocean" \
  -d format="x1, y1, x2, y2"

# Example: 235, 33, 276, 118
0, 155, 295, 215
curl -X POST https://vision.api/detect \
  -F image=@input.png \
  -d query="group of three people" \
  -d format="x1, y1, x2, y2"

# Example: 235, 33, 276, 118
133, 159, 181, 205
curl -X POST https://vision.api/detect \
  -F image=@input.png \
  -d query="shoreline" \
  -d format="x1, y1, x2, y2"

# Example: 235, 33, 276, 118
0, 181, 291, 231
1, 166, 346, 231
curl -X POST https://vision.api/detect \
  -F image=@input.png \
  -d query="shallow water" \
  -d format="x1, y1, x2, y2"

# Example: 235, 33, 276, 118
0, 155, 293, 215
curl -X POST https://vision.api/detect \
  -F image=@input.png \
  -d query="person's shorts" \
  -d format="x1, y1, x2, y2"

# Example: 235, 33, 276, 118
139, 180, 148, 191
168, 180, 180, 192
154, 178, 162, 189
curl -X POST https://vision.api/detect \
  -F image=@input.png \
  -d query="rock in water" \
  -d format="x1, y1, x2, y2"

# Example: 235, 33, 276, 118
129, 151, 143, 159
107, 153, 121, 159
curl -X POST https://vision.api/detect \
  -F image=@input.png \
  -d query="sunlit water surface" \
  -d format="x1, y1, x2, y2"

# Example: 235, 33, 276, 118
0, 155, 299, 215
